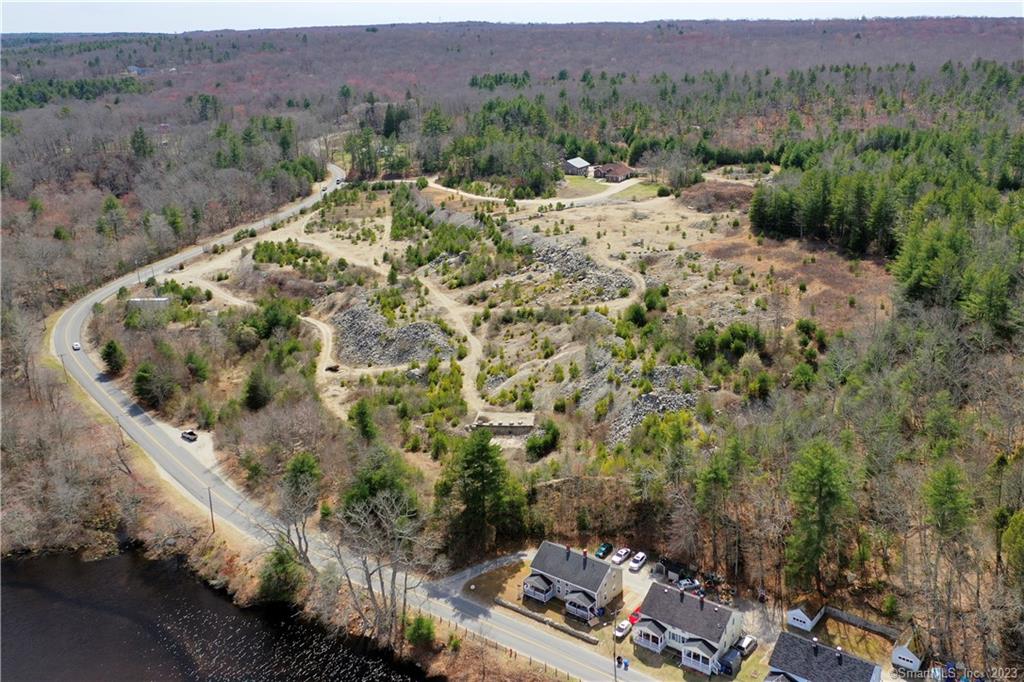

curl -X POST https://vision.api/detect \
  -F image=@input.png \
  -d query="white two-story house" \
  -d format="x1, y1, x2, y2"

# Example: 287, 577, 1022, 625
522, 541, 623, 621
631, 584, 743, 675
767, 632, 882, 682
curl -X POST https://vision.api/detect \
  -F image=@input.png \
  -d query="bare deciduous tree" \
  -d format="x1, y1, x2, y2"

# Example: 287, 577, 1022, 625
329, 491, 447, 648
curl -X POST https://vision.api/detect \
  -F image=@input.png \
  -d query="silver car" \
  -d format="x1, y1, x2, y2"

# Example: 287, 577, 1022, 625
737, 634, 758, 657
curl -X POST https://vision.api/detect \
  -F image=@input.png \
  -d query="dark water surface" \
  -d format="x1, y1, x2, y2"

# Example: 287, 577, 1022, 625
1, 551, 422, 681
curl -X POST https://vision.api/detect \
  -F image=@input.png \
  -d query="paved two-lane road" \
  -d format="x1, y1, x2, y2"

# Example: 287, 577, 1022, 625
50, 166, 649, 682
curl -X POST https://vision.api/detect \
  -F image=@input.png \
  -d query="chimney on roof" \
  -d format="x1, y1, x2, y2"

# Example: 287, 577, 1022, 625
812, 637, 819, 656
836, 647, 843, 665
699, 595, 705, 610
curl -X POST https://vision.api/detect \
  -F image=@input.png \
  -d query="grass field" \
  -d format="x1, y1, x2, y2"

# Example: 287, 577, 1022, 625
557, 175, 607, 199
611, 181, 664, 201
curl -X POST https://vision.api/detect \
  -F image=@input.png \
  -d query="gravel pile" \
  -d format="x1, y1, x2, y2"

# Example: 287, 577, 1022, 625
333, 304, 453, 366
529, 242, 634, 300
573, 311, 614, 336
607, 391, 699, 444
506, 226, 634, 301
623, 364, 701, 391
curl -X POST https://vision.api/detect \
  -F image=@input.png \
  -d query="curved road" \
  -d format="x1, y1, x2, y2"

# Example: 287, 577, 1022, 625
50, 164, 646, 682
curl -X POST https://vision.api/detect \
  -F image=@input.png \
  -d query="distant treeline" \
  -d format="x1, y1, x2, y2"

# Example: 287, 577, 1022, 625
1, 76, 147, 111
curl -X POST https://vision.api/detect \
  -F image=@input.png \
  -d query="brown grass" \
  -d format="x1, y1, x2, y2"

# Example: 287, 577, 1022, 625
678, 181, 754, 213
694, 229, 894, 332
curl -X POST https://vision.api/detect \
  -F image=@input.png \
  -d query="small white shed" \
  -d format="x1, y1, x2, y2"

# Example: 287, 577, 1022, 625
785, 596, 826, 631
892, 627, 927, 672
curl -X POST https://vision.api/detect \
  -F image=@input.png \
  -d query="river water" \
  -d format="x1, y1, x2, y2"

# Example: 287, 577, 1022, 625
1, 551, 423, 681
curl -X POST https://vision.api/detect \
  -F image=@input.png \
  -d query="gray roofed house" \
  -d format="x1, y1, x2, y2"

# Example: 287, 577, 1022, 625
530, 541, 611, 593
632, 584, 743, 675
522, 541, 623, 621
768, 632, 882, 682
639, 584, 736, 643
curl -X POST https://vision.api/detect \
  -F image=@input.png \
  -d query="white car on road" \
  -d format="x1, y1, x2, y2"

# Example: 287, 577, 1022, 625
628, 552, 647, 572
611, 548, 631, 565
71, 342, 82, 351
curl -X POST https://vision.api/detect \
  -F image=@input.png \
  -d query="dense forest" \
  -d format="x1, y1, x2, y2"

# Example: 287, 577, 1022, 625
2, 17, 1023, 676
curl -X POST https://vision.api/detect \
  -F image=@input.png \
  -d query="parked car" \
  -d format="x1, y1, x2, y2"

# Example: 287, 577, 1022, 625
628, 607, 641, 624
678, 577, 701, 591
181, 429, 198, 442
71, 342, 82, 351
595, 542, 614, 559
612, 548, 632, 565
628, 552, 647, 572
336, 178, 342, 185
718, 647, 743, 676
614, 620, 632, 639
736, 634, 758, 658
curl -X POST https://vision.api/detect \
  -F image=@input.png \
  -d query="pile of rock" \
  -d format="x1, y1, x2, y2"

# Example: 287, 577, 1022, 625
623, 364, 701, 391
506, 226, 634, 301
528, 242, 634, 300
333, 304, 453, 366
607, 390, 699, 444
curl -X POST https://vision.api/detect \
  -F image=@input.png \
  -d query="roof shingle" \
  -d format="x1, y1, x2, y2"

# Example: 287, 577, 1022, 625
530, 541, 613, 594
768, 632, 880, 682
637, 584, 736, 644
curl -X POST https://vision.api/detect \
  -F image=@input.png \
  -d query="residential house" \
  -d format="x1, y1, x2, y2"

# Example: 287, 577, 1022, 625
786, 596, 826, 631
768, 632, 882, 682
563, 157, 591, 176
522, 541, 622, 621
631, 584, 742, 675
891, 627, 927, 672
593, 162, 635, 183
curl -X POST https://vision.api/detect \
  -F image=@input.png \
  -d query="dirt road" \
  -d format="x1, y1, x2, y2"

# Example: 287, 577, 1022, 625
424, 175, 645, 208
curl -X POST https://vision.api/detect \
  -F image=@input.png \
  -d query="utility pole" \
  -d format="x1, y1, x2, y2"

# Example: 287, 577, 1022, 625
58, 353, 68, 382
206, 487, 216, 533
613, 635, 618, 682
115, 416, 125, 446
